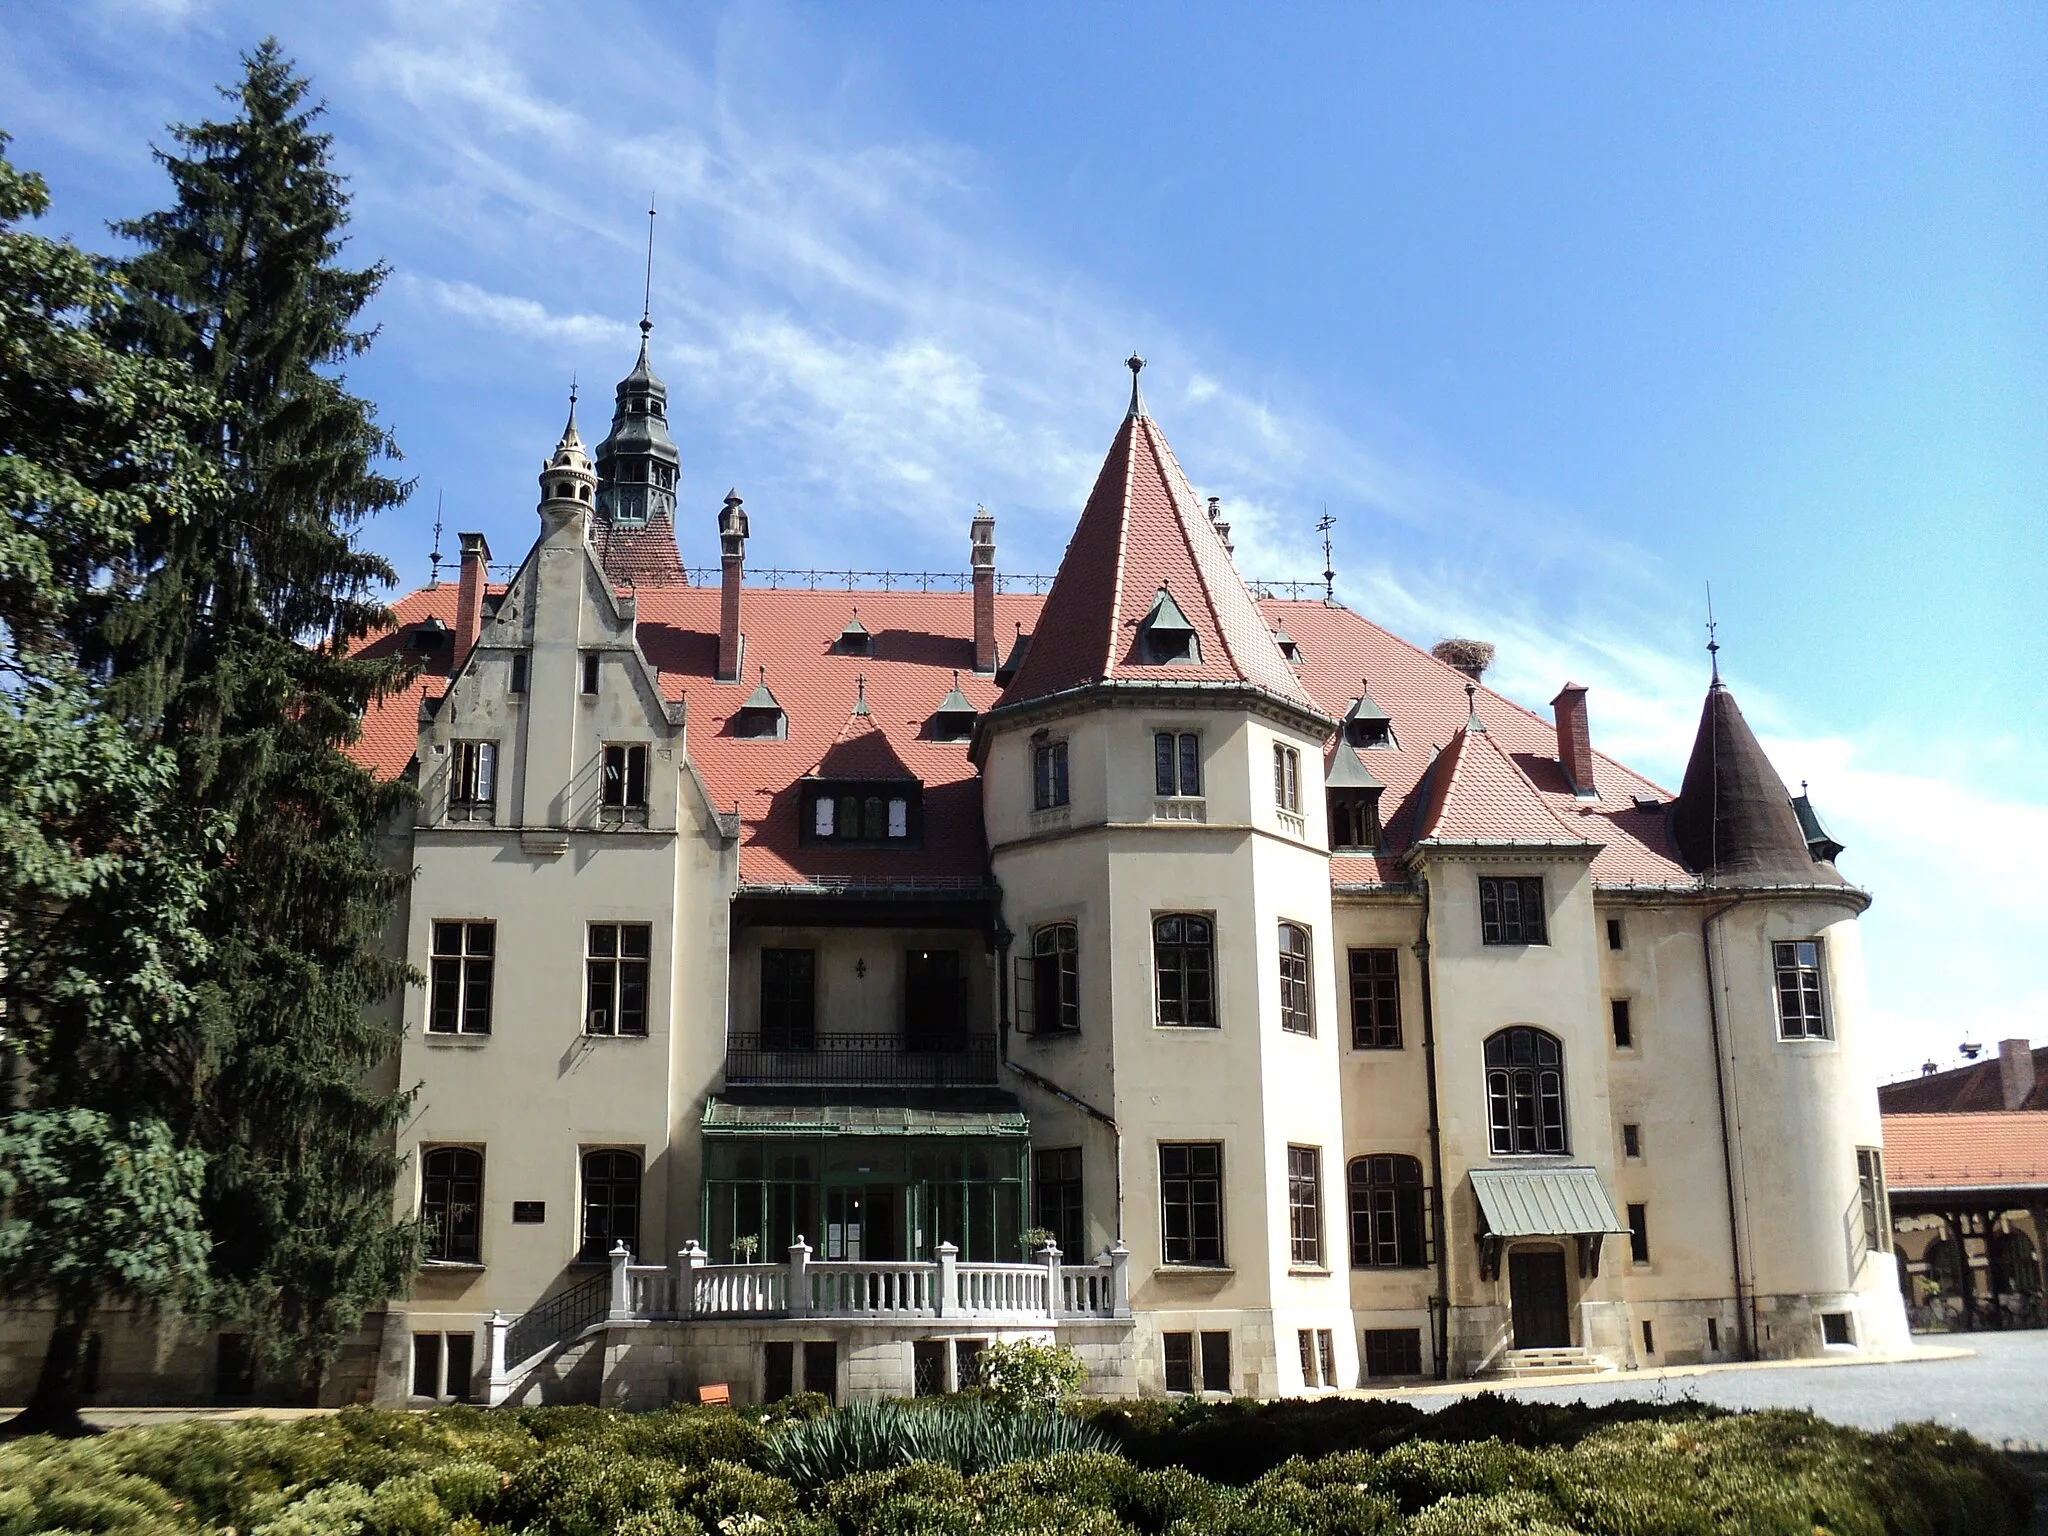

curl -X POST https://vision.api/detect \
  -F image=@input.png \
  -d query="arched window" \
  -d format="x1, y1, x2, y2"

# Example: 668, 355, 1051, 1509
1348, 1155, 1426, 1268
1484, 1027, 1567, 1155
580, 1149, 642, 1263
421, 1147, 483, 1264
1278, 922, 1313, 1035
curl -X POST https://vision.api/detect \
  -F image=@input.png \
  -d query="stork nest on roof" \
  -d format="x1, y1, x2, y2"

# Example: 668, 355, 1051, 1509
1431, 637, 1495, 677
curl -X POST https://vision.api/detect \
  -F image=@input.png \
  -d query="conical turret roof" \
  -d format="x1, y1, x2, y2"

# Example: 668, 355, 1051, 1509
996, 382, 1321, 716
1671, 681, 1843, 885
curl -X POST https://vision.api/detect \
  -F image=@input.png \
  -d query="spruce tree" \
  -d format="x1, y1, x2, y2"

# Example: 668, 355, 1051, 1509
0, 136, 219, 1435
95, 41, 422, 1388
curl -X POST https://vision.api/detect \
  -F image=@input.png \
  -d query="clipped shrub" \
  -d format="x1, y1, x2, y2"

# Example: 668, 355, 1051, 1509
821, 1462, 977, 1536
763, 1399, 1115, 1488
975, 1339, 1088, 1412
1244, 1457, 1401, 1536
250, 1480, 382, 1536
493, 1442, 698, 1536
1363, 1438, 1543, 1515
1403, 1489, 1581, 1536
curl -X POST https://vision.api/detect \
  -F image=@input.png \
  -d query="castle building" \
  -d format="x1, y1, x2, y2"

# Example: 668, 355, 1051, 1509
0, 338, 1909, 1408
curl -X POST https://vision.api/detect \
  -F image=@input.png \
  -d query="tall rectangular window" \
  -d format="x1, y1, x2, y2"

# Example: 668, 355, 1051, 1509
1348, 948, 1401, 1049
1605, 917, 1624, 951
1033, 1146, 1084, 1260
602, 743, 649, 810
1773, 940, 1830, 1039
509, 651, 529, 695
905, 949, 964, 1050
1349, 1154, 1426, 1268
421, 1146, 483, 1264
760, 948, 815, 1050
1153, 915, 1215, 1028
1278, 922, 1314, 1035
429, 921, 495, 1035
579, 1149, 642, 1262
1273, 743, 1301, 812
1610, 999, 1633, 1049
451, 741, 495, 812
1627, 1202, 1650, 1264
1162, 1332, 1194, 1393
1020, 923, 1079, 1034
586, 923, 651, 1036
1154, 731, 1201, 797
1032, 739, 1069, 809
1159, 1142, 1224, 1265
1199, 1331, 1231, 1393
1478, 876, 1547, 945
581, 652, 600, 694
1287, 1145, 1323, 1267
1857, 1147, 1891, 1254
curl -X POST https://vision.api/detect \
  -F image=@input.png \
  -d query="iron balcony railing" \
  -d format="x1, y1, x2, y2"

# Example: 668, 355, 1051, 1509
724, 1030, 999, 1087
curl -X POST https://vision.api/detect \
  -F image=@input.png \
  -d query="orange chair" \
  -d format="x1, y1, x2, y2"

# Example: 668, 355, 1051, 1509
697, 1383, 731, 1406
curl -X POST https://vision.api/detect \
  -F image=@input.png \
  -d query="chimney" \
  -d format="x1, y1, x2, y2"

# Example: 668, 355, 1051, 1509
1551, 682, 1597, 799
717, 491, 748, 682
970, 506, 997, 675
454, 531, 491, 670
1999, 1038, 2036, 1110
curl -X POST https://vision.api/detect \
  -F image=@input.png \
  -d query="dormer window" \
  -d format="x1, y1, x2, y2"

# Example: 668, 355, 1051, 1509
835, 609, 872, 656
1273, 625, 1302, 663
1138, 586, 1200, 665
733, 670, 787, 741
1344, 681, 1395, 749
930, 672, 977, 743
410, 616, 450, 653
1326, 742, 1385, 852
995, 623, 1030, 686
801, 780, 920, 845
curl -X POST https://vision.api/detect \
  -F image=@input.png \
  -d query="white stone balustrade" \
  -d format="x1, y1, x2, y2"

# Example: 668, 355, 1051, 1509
608, 1236, 1130, 1325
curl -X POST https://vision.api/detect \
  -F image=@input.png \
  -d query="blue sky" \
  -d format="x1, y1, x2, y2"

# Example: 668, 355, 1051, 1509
6, 0, 2044, 1078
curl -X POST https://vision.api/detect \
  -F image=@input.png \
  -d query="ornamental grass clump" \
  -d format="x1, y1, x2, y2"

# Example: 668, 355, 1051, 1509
762, 1397, 1116, 1487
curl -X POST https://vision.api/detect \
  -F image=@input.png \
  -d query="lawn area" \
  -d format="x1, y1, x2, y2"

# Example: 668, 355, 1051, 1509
0, 1393, 2028, 1535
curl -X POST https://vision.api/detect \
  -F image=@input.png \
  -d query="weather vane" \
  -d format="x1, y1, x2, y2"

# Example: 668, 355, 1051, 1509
1705, 581, 1720, 682
641, 195, 657, 336
1317, 509, 1336, 603
429, 490, 444, 587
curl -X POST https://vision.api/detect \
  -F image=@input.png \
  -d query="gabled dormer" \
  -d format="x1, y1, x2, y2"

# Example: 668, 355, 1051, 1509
1343, 679, 1396, 750
1138, 585, 1200, 664
799, 680, 921, 846
733, 668, 787, 741
835, 608, 873, 656
995, 622, 1030, 687
930, 671, 977, 743
1325, 740, 1385, 851
1272, 623, 1302, 664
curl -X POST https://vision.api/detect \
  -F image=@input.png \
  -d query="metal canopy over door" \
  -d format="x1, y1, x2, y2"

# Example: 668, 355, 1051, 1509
1508, 1248, 1571, 1348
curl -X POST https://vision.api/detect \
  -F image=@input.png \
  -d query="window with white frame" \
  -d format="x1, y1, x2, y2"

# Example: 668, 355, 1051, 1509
428, 921, 494, 1035
586, 923, 651, 1036
601, 743, 649, 813
1278, 921, 1313, 1035
451, 741, 495, 817
1773, 940, 1830, 1039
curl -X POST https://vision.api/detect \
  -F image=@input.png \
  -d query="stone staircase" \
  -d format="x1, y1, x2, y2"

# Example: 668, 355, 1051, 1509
1485, 1347, 1619, 1380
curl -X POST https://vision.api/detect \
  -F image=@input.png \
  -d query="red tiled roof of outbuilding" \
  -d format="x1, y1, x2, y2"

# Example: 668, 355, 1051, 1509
1881, 1112, 2048, 1190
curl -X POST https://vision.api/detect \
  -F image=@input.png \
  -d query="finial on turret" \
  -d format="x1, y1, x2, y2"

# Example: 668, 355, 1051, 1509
429, 490, 445, 587
1126, 352, 1146, 418
1706, 581, 1722, 686
640, 196, 657, 342
1465, 680, 1486, 733
1318, 509, 1336, 603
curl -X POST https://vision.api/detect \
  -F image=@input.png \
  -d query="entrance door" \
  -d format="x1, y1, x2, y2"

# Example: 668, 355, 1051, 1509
1508, 1248, 1571, 1349
825, 1187, 901, 1260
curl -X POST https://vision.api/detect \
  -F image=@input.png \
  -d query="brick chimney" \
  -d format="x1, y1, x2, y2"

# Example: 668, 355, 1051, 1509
2000, 1038, 2036, 1110
970, 506, 997, 675
717, 490, 748, 682
1551, 682, 1597, 799
454, 531, 491, 670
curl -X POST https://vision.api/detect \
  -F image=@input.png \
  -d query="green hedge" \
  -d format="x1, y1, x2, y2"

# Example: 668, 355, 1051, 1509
0, 1397, 2027, 1536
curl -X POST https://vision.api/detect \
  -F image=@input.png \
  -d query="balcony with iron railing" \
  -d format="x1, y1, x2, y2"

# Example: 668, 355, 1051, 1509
723, 1029, 999, 1087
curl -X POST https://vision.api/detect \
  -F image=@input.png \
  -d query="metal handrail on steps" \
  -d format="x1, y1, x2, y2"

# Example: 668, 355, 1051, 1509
503, 1270, 608, 1367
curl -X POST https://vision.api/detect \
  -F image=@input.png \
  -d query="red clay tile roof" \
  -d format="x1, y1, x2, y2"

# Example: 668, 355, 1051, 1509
348, 580, 1697, 890
591, 507, 689, 588
1879, 1049, 2048, 1114
808, 692, 918, 781
997, 407, 1319, 715
1413, 720, 1600, 848
1882, 1112, 2048, 1190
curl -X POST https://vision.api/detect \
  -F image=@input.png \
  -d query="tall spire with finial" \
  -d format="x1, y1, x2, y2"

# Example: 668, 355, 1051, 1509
641, 195, 656, 343
592, 199, 686, 583
1126, 352, 1146, 418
